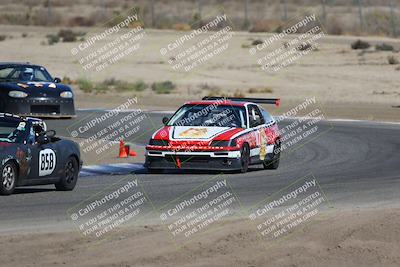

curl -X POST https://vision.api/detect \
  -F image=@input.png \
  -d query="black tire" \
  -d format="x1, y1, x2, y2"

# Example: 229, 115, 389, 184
240, 144, 250, 173
55, 156, 79, 191
0, 161, 17, 196
0, 100, 4, 113
263, 139, 281, 170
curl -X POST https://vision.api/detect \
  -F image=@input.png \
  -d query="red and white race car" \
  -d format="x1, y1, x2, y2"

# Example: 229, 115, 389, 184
145, 97, 281, 173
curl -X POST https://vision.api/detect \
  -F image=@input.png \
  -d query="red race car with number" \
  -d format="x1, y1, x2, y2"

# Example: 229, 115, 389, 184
145, 97, 281, 173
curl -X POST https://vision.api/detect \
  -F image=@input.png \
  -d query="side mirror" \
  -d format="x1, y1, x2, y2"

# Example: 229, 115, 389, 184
162, 117, 169, 125
54, 77, 61, 83
36, 130, 56, 144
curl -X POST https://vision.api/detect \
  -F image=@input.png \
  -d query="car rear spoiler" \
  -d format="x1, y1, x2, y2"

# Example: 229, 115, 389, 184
202, 97, 280, 107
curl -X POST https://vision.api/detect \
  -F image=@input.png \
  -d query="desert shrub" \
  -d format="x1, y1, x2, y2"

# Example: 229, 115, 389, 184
296, 42, 312, 51
248, 87, 273, 94
151, 81, 176, 94
61, 76, 74, 84
101, 79, 148, 92
76, 78, 150, 94
46, 34, 60, 45
131, 80, 148, 91
76, 78, 94, 93
68, 16, 95, 27
351, 40, 371, 50
94, 82, 109, 93
206, 88, 222, 97
21, 33, 28, 38
45, 30, 85, 44
0, 35, 7, 41
252, 39, 263, 46
58, 29, 85, 42
102, 78, 119, 87
115, 80, 148, 92
233, 90, 245, 98
199, 83, 220, 91
375, 43, 394, 51
115, 81, 135, 92
190, 12, 202, 29
387, 55, 399, 65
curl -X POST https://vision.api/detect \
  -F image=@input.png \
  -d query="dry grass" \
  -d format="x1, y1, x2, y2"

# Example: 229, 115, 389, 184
248, 87, 274, 94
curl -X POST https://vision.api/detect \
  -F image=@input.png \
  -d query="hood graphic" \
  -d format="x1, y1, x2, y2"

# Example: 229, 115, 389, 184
172, 126, 231, 140
0, 82, 71, 92
0, 82, 73, 98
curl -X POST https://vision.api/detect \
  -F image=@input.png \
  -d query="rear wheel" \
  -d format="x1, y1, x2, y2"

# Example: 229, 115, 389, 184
263, 139, 281, 170
0, 162, 17, 196
240, 144, 250, 173
55, 157, 79, 191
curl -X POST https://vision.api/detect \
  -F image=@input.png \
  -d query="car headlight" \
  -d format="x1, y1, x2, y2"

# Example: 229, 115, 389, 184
9, 91, 28, 98
230, 139, 237, 147
149, 139, 169, 146
60, 91, 73, 98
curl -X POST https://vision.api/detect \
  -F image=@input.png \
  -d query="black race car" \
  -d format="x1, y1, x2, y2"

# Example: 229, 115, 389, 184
0, 113, 82, 195
0, 62, 75, 118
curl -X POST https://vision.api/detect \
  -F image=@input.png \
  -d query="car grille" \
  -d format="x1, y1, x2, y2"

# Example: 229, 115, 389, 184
165, 155, 211, 163
30, 105, 60, 114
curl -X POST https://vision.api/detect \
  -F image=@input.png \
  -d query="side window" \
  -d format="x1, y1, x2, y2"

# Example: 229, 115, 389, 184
260, 108, 273, 123
0, 68, 13, 78
248, 105, 264, 128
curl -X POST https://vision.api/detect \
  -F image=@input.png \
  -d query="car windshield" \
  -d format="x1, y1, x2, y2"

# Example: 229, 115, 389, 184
0, 120, 27, 143
168, 104, 247, 128
0, 65, 53, 82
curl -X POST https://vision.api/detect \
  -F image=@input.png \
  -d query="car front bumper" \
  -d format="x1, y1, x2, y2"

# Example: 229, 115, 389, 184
4, 97, 75, 118
145, 150, 242, 171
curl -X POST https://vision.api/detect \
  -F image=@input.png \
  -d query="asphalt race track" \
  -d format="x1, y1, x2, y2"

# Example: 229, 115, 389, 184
0, 110, 399, 233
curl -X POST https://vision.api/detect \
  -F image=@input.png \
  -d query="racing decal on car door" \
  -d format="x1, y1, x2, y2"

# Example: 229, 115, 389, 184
259, 128, 267, 160
39, 149, 56, 176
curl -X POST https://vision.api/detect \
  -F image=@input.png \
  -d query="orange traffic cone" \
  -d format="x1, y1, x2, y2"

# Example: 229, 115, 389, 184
129, 149, 137, 157
119, 139, 128, 158
125, 144, 130, 153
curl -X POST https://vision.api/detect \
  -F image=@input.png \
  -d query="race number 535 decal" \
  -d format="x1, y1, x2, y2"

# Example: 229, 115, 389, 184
39, 149, 56, 176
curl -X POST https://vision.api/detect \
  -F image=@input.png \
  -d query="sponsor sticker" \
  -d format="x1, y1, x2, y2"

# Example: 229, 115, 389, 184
39, 148, 56, 176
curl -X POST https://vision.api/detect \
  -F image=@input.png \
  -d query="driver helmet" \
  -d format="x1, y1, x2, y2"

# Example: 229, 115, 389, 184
20, 67, 34, 81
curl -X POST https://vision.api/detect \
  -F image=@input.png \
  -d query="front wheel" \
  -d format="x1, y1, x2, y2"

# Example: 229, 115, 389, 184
240, 144, 250, 173
263, 140, 281, 170
55, 156, 79, 191
0, 162, 17, 196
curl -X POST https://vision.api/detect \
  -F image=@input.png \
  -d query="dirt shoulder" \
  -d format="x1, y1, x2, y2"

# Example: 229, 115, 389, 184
76, 94, 400, 123
1, 207, 399, 267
